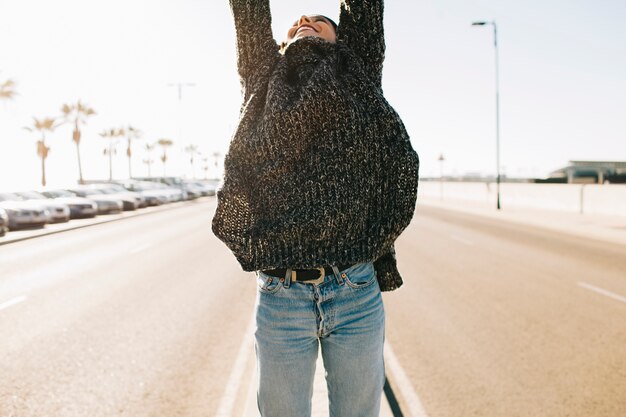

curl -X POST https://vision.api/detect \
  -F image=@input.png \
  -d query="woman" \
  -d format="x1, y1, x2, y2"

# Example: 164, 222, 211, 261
213, 1, 419, 416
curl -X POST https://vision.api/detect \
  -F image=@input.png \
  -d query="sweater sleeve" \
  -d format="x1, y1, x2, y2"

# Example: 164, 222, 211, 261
373, 245, 403, 291
229, 0, 279, 97
337, 0, 385, 87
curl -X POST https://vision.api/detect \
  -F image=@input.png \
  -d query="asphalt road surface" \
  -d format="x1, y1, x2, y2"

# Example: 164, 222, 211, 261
1, 199, 625, 417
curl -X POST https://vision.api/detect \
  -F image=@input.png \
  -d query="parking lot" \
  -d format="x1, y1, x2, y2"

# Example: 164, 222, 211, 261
0, 177, 218, 243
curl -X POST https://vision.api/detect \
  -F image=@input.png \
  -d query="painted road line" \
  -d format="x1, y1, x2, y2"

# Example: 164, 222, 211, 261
384, 342, 429, 417
244, 343, 393, 417
578, 282, 626, 304
130, 243, 153, 254
242, 349, 258, 417
215, 312, 256, 417
0, 296, 27, 312
312, 351, 329, 416
451, 235, 474, 246
310, 351, 395, 416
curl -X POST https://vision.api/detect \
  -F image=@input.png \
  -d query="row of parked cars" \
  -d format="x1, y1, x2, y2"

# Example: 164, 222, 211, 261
0, 178, 218, 237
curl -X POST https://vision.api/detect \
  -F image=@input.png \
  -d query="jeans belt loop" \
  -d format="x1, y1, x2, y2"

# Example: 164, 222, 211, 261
284, 268, 292, 288
331, 265, 344, 285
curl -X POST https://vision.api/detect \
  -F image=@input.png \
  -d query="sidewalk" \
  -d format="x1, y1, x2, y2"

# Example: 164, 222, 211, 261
417, 196, 626, 246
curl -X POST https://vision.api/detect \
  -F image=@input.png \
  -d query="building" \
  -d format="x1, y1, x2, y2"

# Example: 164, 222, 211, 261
540, 160, 626, 184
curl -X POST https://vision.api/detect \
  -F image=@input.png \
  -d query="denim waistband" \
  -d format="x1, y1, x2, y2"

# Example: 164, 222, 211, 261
258, 262, 371, 289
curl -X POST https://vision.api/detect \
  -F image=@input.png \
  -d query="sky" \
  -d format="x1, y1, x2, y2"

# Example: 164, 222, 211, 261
1, 0, 625, 190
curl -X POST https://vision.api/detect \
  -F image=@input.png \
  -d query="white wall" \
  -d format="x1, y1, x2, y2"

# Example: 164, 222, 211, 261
419, 181, 626, 217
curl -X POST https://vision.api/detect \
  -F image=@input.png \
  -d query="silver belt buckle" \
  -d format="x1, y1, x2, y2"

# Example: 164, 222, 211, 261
292, 267, 325, 285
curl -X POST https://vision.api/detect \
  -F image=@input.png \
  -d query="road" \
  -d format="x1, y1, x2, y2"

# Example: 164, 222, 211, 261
386, 205, 626, 417
1, 199, 625, 417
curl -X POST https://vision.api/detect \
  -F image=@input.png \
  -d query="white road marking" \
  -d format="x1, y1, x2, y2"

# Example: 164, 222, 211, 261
130, 243, 153, 254
0, 296, 27, 312
242, 350, 259, 417
451, 235, 474, 246
578, 282, 626, 304
215, 312, 256, 417
384, 341, 429, 417
242, 337, 394, 417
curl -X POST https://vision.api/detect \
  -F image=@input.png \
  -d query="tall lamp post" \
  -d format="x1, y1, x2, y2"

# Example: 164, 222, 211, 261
472, 20, 501, 210
168, 82, 196, 175
438, 153, 445, 201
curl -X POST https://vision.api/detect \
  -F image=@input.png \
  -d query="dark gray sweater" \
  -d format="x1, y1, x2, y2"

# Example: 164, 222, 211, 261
212, 0, 419, 291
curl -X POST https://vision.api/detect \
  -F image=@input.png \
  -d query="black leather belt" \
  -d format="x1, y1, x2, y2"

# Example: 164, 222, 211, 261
262, 264, 353, 284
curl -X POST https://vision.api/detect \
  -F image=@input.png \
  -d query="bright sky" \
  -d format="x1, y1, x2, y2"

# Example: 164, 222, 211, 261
1, 0, 625, 190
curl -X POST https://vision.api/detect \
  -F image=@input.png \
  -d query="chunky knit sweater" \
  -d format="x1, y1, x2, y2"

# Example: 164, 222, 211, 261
212, 0, 419, 291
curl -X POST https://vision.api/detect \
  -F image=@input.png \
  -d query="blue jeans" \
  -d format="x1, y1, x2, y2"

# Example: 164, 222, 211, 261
254, 262, 385, 417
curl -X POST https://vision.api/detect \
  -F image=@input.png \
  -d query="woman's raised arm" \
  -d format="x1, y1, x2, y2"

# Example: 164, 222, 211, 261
337, 0, 385, 87
230, 0, 279, 97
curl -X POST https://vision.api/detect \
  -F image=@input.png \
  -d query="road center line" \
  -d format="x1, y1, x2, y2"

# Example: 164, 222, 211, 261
578, 282, 626, 304
130, 243, 153, 254
0, 296, 27, 312
384, 342, 429, 417
215, 311, 255, 417
451, 235, 474, 246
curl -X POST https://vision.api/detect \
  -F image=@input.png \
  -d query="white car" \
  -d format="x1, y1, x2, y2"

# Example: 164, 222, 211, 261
183, 180, 213, 197
0, 208, 8, 236
63, 188, 123, 214
16, 191, 70, 223
119, 180, 183, 203
85, 184, 146, 209
40, 189, 98, 219
0, 192, 49, 230
114, 180, 176, 205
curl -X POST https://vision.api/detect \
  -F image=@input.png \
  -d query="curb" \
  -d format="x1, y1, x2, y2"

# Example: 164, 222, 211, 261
0, 197, 214, 246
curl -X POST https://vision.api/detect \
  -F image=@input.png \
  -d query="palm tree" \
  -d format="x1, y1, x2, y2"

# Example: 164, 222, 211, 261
100, 127, 125, 180
143, 142, 156, 177
0, 79, 17, 101
124, 126, 142, 179
23, 117, 60, 186
212, 151, 222, 179
61, 100, 96, 184
157, 138, 173, 176
201, 156, 209, 179
184, 144, 199, 179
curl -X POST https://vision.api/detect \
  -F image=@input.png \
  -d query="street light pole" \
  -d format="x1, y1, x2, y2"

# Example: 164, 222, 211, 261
438, 153, 445, 201
167, 82, 196, 176
168, 82, 196, 101
472, 20, 502, 210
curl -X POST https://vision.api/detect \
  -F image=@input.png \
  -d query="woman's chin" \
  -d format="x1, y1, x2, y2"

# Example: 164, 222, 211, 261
296, 35, 313, 41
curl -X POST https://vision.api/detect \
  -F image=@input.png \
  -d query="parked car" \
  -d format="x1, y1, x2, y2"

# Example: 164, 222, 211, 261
0, 192, 49, 230
40, 189, 98, 219
15, 190, 70, 223
148, 181, 185, 202
63, 188, 123, 214
84, 183, 145, 209
198, 180, 219, 196
183, 180, 214, 197
120, 179, 184, 203
133, 176, 191, 200
113, 180, 167, 206
0, 208, 8, 236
